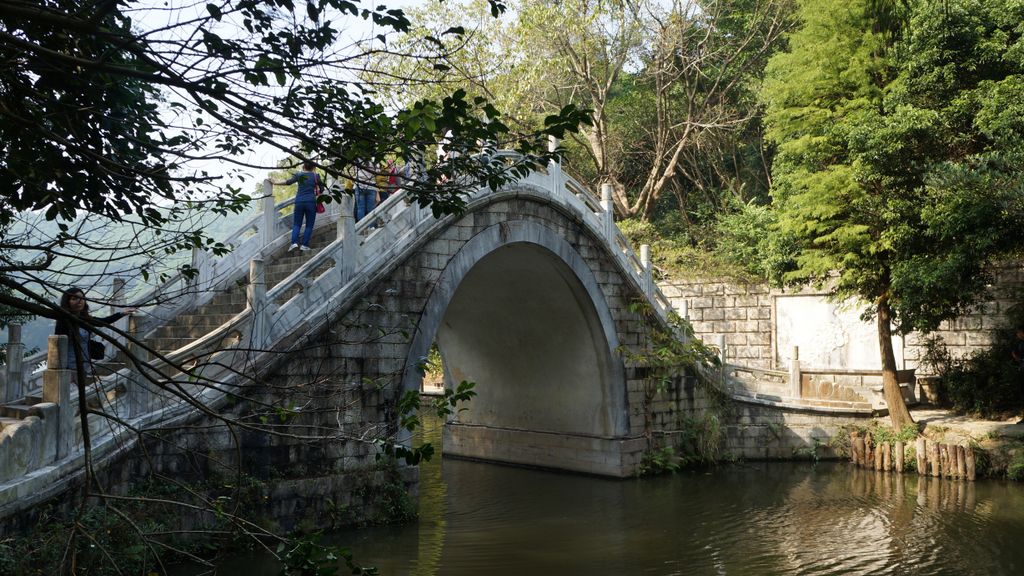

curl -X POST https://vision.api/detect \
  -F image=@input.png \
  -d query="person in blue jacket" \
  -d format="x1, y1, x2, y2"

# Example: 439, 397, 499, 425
270, 160, 322, 251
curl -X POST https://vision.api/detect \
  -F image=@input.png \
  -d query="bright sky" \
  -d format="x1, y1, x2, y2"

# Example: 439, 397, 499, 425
130, 0, 429, 192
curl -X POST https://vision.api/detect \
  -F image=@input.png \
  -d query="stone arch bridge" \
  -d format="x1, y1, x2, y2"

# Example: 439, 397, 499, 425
0, 152, 713, 525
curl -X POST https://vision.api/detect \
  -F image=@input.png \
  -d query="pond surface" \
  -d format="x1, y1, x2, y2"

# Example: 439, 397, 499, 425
201, 418, 1024, 576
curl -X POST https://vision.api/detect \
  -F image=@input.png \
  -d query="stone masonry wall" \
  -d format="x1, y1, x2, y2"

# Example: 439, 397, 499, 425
727, 403, 865, 460
903, 262, 1024, 367
661, 261, 1024, 374
0, 388, 408, 537
638, 368, 866, 462
659, 281, 774, 368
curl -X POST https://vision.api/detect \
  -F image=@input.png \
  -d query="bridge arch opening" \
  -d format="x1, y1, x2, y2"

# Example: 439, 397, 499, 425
404, 219, 630, 473
435, 241, 618, 435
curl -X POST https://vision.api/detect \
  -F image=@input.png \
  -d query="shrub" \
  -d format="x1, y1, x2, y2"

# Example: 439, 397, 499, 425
618, 216, 758, 282
1008, 451, 1024, 481
919, 329, 1024, 418
640, 446, 681, 475
713, 200, 797, 285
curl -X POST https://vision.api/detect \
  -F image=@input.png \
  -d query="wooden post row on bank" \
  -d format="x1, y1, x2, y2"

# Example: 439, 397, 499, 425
921, 440, 932, 475
849, 432, 975, 481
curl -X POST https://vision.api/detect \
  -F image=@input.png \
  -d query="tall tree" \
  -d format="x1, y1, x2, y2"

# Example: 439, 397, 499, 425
762, 0, 1024, 428
621, 0, 791, 219
373, 0, 792, 225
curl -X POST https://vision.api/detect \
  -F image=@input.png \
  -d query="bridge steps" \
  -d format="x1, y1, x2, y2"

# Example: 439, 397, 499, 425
145, 226, 336, 354
2, 403, 37, 420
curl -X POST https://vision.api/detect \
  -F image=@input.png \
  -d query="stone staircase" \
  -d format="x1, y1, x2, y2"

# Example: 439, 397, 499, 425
144, 226, 337, 354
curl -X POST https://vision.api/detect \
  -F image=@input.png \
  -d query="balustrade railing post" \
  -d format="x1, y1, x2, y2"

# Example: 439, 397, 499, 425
671, 301, 690, 343
640, 244, 653, 299
789, 346, 802, 398
548, 135, 561, 194
4, 324, 25, 403
338, 194, 357, 283
42, 335, 74, 459
261, 179, 276, 248
247, 258, 269, 349
677, 300, 689, 321
126, 316, 150, 417
328, 181, 341, 217
110, 277, 127, 356
600, 183, 616, 247
190, 245, 210, 295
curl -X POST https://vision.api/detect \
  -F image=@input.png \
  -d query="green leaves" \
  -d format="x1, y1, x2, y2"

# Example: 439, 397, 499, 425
432, 380, 476, 418
763, 0, 1024, 333
0, 0, 588, 298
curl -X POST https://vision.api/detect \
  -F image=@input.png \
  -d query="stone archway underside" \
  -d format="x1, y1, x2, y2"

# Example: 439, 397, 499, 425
406, 218, 641, 477
438, 242, 615, 436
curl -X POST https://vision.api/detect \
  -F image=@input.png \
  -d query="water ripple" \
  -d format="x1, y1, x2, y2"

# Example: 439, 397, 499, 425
179, 460, 1024, 576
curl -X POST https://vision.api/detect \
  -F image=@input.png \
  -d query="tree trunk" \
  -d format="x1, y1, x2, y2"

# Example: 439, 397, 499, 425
877, 298, 914, 429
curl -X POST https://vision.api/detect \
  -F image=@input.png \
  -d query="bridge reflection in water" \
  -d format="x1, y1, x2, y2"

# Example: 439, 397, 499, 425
182, 412, 1024, 576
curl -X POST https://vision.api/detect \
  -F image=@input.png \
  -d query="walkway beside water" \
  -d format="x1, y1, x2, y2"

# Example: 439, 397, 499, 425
913, 408, 1024, 440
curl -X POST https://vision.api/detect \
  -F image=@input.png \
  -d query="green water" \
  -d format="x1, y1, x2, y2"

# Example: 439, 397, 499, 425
197, 416, 1024, 575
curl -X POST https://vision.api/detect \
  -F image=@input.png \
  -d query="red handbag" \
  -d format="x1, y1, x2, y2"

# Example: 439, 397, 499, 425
315, 174, 326, 213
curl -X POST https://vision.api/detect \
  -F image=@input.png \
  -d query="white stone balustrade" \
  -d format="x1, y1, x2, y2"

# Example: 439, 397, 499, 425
3, 325, 24, 404
126, 315, 151, 418
41, 335, 73, 459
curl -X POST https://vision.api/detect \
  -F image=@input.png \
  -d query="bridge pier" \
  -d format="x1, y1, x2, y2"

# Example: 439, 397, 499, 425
444, 424, 645, 478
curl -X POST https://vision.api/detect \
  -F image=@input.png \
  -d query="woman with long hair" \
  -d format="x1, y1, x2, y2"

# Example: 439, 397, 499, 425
53, 287, 136, 373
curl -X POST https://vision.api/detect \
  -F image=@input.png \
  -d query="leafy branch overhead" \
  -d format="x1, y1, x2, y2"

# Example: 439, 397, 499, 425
377, 381, 477, 466
0, 0, 588, 234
